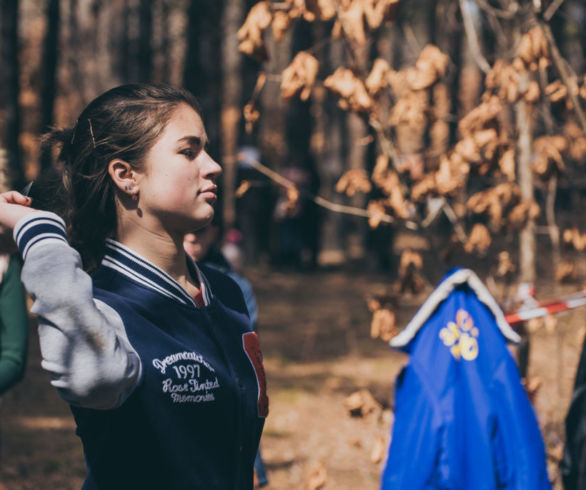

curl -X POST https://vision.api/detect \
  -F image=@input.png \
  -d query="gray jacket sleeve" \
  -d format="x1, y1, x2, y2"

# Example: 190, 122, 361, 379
13, 211, 142, 409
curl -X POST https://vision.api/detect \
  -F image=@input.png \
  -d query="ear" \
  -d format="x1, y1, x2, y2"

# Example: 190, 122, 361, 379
108, 159, 138, 197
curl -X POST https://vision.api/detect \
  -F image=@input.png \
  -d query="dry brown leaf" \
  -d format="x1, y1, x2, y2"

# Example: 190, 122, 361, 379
556, 260, 577, 283
458, 96, 502, 137
496, 251, 515, 278
499, 148, 516, 181
286, 186, 300, 212
389, 91, 428, 130
338, 0, 367, 44
411, 174, 436, 201
235, 180, 251, 198
545, 80, 567, 102
517, 27, 550, 70
486, 60, 520, 103
533, 136, 566, 179
508, 199, 540, 228
363, 0, 400, 28
407, 44, 449, 91
344, 389, 382, 417
237, 1, 272, 62
523, 376, 543, 403
324, 67, 373, 112
569, 137, 586, 161
306, 461, 327, 490
243, 102, 260, 134
281, 51, 320, 101
367, 200, 388, 229
372, 154, 389, 181
366, 58, 392, 95
563, 228, 586, 251
336, 168, 372, 196
370, 308, 397, 341
464, 223, 492, 255
435, 155, 469, 195
272, 11, 293, 40
523, 80, 540, 103
371, 435, 387, 464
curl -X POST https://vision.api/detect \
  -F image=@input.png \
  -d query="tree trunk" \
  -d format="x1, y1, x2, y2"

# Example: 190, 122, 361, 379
183, 0, 223, 163
40, 0, 61, 170
137, 0, 152, 82
0, 0, 24, 187
516, 72, 536, 284
68, 0, 88, 105
220, 0, 241, 229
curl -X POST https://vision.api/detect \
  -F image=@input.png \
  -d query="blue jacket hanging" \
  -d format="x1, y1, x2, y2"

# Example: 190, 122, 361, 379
381, 268, 551, 490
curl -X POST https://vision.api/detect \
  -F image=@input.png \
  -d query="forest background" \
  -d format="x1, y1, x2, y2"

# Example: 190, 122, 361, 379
0, 0, 585, 488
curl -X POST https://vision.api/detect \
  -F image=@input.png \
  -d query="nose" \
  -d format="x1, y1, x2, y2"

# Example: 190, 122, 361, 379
201, 151, 222, 180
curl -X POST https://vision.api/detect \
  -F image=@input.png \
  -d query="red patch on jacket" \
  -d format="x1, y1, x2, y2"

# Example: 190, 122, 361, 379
242, 332, 269, 418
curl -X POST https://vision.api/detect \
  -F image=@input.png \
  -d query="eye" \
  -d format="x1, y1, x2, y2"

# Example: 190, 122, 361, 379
180, 148, 197, 160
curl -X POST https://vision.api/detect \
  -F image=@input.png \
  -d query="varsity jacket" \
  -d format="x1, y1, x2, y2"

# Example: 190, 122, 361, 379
14, 211, 268, 490
381, 268, 550, 490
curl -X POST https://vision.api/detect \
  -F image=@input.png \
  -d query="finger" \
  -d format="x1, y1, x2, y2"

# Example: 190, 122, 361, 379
0, 191, 32, 206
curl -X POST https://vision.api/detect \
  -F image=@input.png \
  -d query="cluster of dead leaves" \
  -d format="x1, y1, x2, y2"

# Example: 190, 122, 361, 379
370, 155, 412, 220
532, 135, 567, 179
466, 183, 540, 232
281, 52, 320, 101
564, 122, 586, 161
238, 0, 339, 60
410, 152, 471, 201
324, 67, 373, 112
333, 0, 400, 45
515, 27, 550, 72
237, 1, 272, 62
467, 183, 519, 230
366, 45, 448, 98
563, 228, 586, 251
367, 291, 398, 341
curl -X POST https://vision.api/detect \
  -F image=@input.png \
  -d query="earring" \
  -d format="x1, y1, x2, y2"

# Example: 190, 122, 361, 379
124, 185, 131, 191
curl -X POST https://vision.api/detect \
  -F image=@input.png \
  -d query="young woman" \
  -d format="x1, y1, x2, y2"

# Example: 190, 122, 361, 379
0, 84, 268, 489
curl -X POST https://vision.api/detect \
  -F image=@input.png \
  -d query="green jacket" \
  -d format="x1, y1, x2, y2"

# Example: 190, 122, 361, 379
0, 255, 28, 395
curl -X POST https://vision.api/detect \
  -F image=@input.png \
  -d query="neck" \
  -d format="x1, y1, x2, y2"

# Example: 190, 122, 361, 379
115, 212, 199, 293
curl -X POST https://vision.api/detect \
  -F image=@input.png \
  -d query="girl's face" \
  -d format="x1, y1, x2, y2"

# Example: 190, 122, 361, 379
135, 104, 222, 235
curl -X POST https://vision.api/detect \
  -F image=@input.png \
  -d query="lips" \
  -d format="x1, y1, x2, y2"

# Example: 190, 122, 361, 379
200, 185, 217, 202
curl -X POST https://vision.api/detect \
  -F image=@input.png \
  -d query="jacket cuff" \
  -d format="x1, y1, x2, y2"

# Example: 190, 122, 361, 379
13, 211, 68, 260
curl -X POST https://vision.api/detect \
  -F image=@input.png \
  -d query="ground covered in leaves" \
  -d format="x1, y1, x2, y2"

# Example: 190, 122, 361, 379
0, 264, 583, 489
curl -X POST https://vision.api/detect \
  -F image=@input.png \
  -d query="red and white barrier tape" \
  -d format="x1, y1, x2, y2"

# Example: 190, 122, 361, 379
505, 290, 586, 325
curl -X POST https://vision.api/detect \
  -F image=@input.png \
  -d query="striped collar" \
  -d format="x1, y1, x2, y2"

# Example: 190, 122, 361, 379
101, 239, 212, 308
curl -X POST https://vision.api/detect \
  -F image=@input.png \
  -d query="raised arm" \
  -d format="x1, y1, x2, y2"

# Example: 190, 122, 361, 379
0, 196, 142, 409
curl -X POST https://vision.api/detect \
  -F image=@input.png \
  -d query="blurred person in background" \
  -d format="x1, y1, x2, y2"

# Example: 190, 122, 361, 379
184, 226, 268, 488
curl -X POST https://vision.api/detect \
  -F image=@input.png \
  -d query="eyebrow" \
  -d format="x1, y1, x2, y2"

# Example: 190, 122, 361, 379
177, 135, 208, 147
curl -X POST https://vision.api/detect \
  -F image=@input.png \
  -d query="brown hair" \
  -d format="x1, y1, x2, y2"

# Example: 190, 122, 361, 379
42, 83, 202, 271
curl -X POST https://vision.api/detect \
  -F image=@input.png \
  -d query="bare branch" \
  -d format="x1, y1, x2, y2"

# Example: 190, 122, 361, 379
543, 0, 565, 21
459, 0, 492, 74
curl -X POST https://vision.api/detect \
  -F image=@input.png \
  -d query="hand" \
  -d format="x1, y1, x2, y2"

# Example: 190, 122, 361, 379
0, 191, 36, 254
